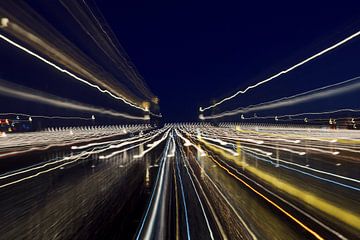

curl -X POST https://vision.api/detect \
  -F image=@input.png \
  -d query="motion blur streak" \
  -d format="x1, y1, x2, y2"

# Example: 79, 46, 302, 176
0, 125, 152, 188
201, 76, 360, 119
208, 155, 324, 240
175, 150, 191, 240
244, 108, 360, 121
135, 137, 172, 240
200, 30, 360, 112
175, 129, 206, 156
134, 128, 171, 158
1, 123, 359, 239
0, 0, 160, 111
59, 0, 156, 101
180, 152, 215, 239
176, 130, 257, 239
199, 131, 360, 231
0, 113, 93, 121
0, 78, 147, 120
0, 33, 149, 112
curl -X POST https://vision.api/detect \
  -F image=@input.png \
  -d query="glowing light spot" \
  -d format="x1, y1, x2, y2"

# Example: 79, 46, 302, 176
0, 18, 9, 28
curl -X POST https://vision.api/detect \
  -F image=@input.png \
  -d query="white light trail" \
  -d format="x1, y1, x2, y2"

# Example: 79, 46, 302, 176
0, 112, 93, 121
183, 124, 360, 184
200, 30, 360, 112
0, 125, 150, 158
135, 137, 171, 240
183, 145, 258, 239
175, 129, 206, 156
202, 107, 360, 121
0, 78, 147, 120
167, 133, 176, 157
0, 32, 148, 112
202, 75, 360, 119
196, 135, 239, 156
248, 108, 360, 120
133, 128, 171, 158
100, 128, 169, 159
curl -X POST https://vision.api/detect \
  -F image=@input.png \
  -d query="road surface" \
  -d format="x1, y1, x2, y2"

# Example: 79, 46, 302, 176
0, 124, 359, 239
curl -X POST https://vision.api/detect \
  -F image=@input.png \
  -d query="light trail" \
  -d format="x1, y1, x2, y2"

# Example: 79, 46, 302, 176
206, 147, 325, 239
228, 137, 336, 156
76, 0, 157, 101
134, 128, 171, 158
200, 138, 360, 231
175, 151, 191, 240
0, 32, 149, 112
200, 30, 360, 112
0, 125, 150, 158
181, 140, 258, 239
177, 143, 215, 240
186, 131, 360, 188
0, 112, 93, 121
204, 127, 360, 180
100, 128, 169, 159
200, 132, 360, 190
175, 128, 206, 156
0, 78, 148, 120
195, 136, 240, 156
176, 142, 227, 239
135, 137, 171, 240
0, 149, 92, 185
0, 132, 142, 189
233, 127, 343, 144
0, 126, 154, 183
201, 106, 360, 120
201, 76, 360, 119
248, 108, 360, 121
182, 132, 347, 239
167, 133, 176, 157
173, 157, 180, 240
0, 154, 87, 189
203, 153, 346, 239
242, 150, 360, 191
71, 132, 136, 150
1, 123, 358, 238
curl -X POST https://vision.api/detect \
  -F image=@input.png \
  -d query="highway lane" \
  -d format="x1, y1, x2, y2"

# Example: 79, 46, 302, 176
135, 134, 174, 239
177, 124, 360, 239
0, 123, 359, 239
176, 131, 305, 239
174, 137, 222, 240
134, 124, 359, 239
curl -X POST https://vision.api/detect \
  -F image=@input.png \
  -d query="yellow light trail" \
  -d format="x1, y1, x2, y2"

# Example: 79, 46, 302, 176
201, 139, 360, 233
179, 127, 346, 239
208, 154, 324, 240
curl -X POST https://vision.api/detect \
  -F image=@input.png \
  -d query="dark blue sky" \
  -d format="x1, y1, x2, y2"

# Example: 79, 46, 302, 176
1, 1, 359, 124
96, 0, 360, 122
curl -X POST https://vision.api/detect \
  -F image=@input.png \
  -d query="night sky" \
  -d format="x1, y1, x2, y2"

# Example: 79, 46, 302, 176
1, 1, 360, 123
96, 0, 360, 122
